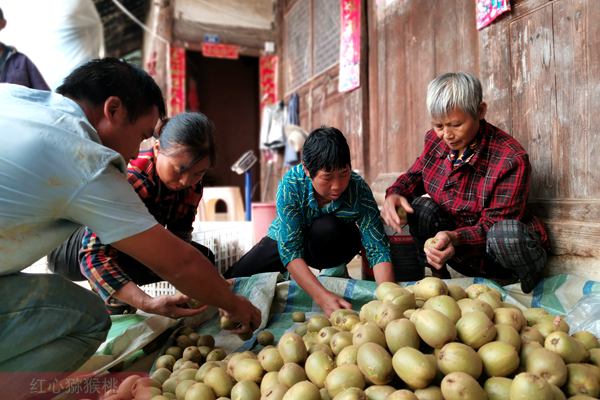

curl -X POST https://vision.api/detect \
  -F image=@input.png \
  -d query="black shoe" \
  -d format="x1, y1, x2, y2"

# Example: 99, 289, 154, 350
517, 266, 542, 294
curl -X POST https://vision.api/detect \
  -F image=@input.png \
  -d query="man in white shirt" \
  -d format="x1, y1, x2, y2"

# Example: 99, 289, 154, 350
0, 58, 260, 388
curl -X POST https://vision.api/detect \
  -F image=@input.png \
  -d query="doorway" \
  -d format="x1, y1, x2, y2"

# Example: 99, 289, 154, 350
186, 52, 261, 202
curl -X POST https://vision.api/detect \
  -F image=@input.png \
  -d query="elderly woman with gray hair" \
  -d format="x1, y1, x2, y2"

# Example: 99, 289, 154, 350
381, 72, 549, 293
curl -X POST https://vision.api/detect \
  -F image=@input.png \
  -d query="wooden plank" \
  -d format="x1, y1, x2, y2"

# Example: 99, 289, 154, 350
401, 0, 435, 171
479, 15, 512, 133
545, 220, 600, 257
530, 199, 600, 222
359, 0, 371, 180
367, 0, 381, 183
512, 0, 557, 18
173, 19, 274, 50
585, 0, 600, 200
529, 199, 600, 258
546, 255, 600, 281
553, 0, 593, 198
509, 5, 556, 199
379, 2, 406, 176
382, 0, 435, 174
433, 0, 478, 75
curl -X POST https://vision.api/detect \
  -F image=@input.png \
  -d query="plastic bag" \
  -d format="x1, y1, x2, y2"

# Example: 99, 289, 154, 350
564, 293, 600, 337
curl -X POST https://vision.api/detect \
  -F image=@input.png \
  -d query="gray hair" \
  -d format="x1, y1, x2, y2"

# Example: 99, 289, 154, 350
426, 72, 483, 119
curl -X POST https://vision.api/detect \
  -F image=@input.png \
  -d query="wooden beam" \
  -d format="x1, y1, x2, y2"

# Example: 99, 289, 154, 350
173, 18, 275, 51
172, 40, 262, 57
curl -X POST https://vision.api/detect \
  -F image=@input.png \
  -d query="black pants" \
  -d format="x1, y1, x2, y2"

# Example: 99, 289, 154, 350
406, 197, 546, 292
48, 227, 216, 285
224, 214, 362, 278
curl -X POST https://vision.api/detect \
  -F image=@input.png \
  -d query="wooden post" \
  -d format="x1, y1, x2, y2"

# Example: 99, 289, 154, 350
143, 0, 173, 105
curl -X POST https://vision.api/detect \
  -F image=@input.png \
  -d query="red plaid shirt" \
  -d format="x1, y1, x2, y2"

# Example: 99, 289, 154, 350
386, 120, 549, 249
80, 148, 204, 301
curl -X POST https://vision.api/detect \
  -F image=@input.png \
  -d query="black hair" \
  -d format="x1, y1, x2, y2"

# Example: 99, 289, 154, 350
0, 8, 4, 20
158, 112, 216, 167
56, 57, 166, 121
302, 126, 351, 178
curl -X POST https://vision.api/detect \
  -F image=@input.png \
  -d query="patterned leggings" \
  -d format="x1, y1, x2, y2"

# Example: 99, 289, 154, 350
407, 197, 547, 292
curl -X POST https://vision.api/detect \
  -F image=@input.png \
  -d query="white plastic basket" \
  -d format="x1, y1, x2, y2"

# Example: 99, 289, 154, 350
141, 221, 253, 297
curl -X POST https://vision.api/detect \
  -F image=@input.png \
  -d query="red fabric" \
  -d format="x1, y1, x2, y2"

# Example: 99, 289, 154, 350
476, 0, 511, 30
169, 46, 186, 116
386, 120, 549, 249
259, 55, 278, 114
338, 0, 361, 92
201, 43, 239, 59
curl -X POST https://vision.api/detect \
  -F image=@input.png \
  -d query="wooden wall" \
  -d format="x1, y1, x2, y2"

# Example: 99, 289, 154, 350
276, 0, 600, 274
368, 0, 479, 181
369, 0, 600, 276
483, 0, 600, 265
262, 0, 369, 202
278, 0, 369, 173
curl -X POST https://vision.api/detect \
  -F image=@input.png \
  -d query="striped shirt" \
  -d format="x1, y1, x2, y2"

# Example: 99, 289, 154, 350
386, 119, 549, 248
268, 164, 391, 267
80, 148, 204, 301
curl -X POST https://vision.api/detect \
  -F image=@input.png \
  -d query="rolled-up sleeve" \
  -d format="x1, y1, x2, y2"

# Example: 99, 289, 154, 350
274, 174, 305, 267
356, 179, 391, 267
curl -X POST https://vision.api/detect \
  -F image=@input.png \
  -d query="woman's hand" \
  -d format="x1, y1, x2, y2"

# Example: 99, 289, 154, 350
316, 290, 352, 317
423, 231, 457, 269
381, 194, 414, 232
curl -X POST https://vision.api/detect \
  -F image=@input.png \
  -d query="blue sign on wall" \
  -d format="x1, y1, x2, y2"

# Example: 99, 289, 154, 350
203, 34, 220, 44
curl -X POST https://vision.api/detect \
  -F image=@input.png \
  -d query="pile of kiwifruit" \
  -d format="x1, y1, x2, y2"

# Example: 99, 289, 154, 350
101, 277, 600, 400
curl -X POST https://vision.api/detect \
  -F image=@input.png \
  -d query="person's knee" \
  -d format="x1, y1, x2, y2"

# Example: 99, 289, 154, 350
88, 293, 111, 331
308, 215, 358, 246
308, 214, 341, 237
407, 197, 445, 238
410, 196, 437, 210
487, 219, 546, 269
488, 219, 528, 242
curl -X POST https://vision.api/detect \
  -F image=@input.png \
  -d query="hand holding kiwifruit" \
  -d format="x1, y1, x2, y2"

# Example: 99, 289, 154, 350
186, 298, 204, 309
222, 294, 262, 334
220, 315, 242, 330
424, 237, 439, 251
396, 206, 407, 221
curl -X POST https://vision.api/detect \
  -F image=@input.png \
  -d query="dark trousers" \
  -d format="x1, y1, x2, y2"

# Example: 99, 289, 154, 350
224, 214, 362, 278
407, 197, 547, 292
48, 227, 216, 285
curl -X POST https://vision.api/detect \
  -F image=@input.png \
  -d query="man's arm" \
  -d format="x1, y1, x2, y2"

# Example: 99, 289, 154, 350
112, 225, 260, 331
113, 282, 206, 318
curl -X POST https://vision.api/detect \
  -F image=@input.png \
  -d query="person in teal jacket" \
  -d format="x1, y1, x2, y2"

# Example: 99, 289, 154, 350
226, 126, 395, 316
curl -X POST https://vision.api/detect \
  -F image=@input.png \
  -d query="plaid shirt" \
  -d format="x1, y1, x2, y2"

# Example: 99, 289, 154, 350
80, 148, 204, 301
386, 120, 549, 249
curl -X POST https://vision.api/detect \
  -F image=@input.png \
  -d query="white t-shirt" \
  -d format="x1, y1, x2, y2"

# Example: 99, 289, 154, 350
0, 84, 158, 275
